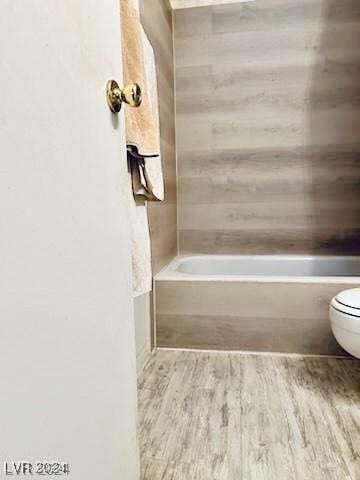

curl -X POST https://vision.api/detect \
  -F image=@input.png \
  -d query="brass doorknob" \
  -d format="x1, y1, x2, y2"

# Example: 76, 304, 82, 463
106, 80, 142, 113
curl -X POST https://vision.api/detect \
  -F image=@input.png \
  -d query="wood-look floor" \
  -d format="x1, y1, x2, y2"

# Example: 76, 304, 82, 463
138, 349, 360, 480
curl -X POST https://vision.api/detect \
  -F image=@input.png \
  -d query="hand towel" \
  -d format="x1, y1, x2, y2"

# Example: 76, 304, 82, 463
128, 190, 152, 297
120, 0, 159, 157
129, 27, 164, 202
120, 0, 164, 295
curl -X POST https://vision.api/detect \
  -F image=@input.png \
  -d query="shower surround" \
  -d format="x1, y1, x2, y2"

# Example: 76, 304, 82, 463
153, 0, 360, 354
174, 0, 360, 255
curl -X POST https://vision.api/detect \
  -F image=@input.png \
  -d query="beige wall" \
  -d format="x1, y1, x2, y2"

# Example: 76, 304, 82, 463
140, 0, 178, 274
174, 0, 360, 255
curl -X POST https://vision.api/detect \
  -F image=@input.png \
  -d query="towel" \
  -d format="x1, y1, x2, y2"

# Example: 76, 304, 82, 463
120, 0, 164, 295
128, 192, 152, 297
129, 28, 164, 202
120, 0, 159, 157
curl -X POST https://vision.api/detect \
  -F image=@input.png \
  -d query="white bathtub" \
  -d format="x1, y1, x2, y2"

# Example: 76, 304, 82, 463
155, 255, 360, 355
156, 255, 360, 283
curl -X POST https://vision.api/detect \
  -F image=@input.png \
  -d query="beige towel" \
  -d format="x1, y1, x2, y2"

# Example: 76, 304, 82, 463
128, 193, 152, 297
121, 0, 164, 295
120, 0, 159, 157
129, 28, 164, 202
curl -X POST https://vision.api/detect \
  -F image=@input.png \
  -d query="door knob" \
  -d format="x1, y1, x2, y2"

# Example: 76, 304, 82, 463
106, 80, 142, 113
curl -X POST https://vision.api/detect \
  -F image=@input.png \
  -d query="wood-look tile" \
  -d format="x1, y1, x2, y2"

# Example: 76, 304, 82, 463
212, 0, 360, 34
148, 203, 177, 274
179, 176, 360, 205
176, 83, 360, 115
156, 313, 345, 355
175, 65, 213, 95
212, 1, 323, 34
139, 350, 360, 480
174, 7, 212, 36
175, 25, 360, 69
177, 145, 360, 177
179, 228, 360, 255
174, 0, 360, 255
211, 109, 360, 150
180, 203, 360, 231
155, 280, 358, 354
156, 280, 358, 319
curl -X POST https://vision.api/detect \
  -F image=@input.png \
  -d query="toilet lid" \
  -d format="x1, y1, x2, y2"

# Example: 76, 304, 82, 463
336, 288, 360, 310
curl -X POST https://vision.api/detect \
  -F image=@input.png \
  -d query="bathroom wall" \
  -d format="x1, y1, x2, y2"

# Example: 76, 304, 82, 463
175, 0, 360, 255
140, 0, 178, 273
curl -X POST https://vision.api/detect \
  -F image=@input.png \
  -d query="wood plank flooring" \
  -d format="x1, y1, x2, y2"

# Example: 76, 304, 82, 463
138, 349, 360, 479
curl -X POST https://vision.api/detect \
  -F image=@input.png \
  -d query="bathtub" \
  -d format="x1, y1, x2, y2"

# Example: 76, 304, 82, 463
155, 255, 360, 355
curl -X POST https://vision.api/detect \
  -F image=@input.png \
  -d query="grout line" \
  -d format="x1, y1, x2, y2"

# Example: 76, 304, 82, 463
152, 279, 157, 349
170, 0, 255, 9
156, 346, 352, 359
172, 8, 180, 258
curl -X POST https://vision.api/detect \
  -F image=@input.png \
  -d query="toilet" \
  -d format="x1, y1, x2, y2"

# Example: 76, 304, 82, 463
330, 288, 360, 359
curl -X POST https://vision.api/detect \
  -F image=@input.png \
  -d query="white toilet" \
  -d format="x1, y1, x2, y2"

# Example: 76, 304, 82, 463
330, 288, 360, 359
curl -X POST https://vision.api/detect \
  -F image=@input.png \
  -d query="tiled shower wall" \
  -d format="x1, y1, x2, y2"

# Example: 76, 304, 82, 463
174, 0, 360, 255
